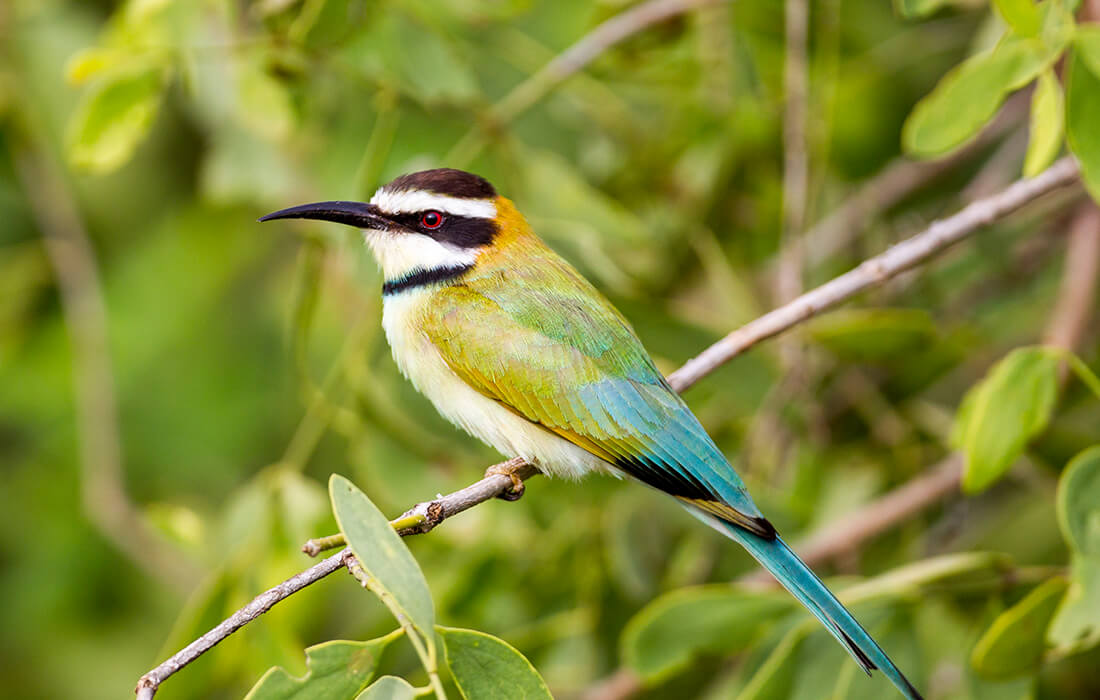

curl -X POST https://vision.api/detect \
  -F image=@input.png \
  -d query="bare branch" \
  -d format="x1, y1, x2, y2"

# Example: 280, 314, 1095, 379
135, 157, 1081, 698
302, 457, 539, 556
668, 156, 1080, 392
138, 459, 540, 697
582, 668, 644, 700
745, 455, 964, 583
1043, 202, 1100, 353
393, 458, 538, 535
135, 549, 348, 699
536, 0, 719, 85
780, 96, 1027, 272
448, 0, 724, 164
13, 132, 200, 590
776, 0, 810, 308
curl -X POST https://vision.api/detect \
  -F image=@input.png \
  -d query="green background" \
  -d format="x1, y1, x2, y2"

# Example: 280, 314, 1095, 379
2, 0, 1099, 698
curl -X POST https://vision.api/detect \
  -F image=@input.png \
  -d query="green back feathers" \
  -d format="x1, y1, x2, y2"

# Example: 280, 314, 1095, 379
418, 235, 771, 535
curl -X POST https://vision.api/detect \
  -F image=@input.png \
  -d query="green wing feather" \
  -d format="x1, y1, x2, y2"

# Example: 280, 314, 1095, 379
420, 249, 772, 537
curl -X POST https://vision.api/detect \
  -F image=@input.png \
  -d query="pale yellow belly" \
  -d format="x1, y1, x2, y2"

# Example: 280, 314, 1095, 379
381, 290, 610, 480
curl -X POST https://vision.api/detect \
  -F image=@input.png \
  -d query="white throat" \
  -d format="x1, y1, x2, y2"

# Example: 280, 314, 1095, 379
365, 230, 478, 283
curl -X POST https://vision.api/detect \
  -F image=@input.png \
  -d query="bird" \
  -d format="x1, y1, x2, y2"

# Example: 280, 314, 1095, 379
261, 168, 922, 700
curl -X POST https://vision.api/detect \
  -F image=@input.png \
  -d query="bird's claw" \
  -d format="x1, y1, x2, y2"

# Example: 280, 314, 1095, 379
485, 461, 526, 501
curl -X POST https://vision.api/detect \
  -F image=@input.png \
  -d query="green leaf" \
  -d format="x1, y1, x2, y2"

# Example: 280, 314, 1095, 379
1022, 70, 1064, 177
236, 57, 295, 142
621, 585, 795, 681
1075, 25, 1100, 78
1035, 0, 1075, 58
244, 634, 400, 700
1057, 446, 1100, 557
735, 625, 808, 700
439, 626, 553, 700
970, 577, 1068, 679
844, 553, 1015, 600
66, 65, 166, 173
355, 676, 418, 700
994, 0, 1040, 37
345, 14, 479, 104
1047, 555, 1100, 654
1067, 50, 1100, 203
903, 41, 1043, 157
523, 148, 648, 244
951, 347, 1059, 493
65, 47, 133, 85
893, 0, 950, 18
329, 475, 435, 640
1065, 353, 1100, 400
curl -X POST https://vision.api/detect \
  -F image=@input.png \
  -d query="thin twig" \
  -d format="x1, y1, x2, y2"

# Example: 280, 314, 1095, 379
137, 459, 539, 697
134, 158, 1081, 698
135, 549, 348, 699
581, 668, 643, 700
13, 133, 200, 590
1042, 202, 1100, 353
302, 457, 538, 556
776, 0, 810, 309
448, 0, 724, 164
778, 96, 1026, 272
744, 455, 964, 583
668, 156, 1080, 392
393, 458, 538, 534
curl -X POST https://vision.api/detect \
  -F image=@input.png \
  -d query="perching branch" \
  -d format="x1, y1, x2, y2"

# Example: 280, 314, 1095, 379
302, 457, 538, 555
137, 458, 538, 698
134, 157, 1081, 698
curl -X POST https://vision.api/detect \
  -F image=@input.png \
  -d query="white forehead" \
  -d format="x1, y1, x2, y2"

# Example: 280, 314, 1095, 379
369, 187, 496, 219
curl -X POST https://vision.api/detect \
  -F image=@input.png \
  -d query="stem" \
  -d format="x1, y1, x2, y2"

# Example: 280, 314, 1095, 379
301, 533, 347, 557
1065, 352, 1100, 401
343, 553, 447, 699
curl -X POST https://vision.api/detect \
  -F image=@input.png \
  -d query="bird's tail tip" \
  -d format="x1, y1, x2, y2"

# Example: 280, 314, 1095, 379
718, 521, 924, 700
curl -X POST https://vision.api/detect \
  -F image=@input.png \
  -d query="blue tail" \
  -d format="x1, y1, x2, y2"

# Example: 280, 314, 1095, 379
720, 521, 923, 700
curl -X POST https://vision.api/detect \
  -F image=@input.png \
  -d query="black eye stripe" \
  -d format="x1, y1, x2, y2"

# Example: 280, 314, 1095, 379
389, 212, 498, 249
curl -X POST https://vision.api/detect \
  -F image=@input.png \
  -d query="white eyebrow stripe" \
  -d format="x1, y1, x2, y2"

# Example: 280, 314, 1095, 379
370, 189, 497, 219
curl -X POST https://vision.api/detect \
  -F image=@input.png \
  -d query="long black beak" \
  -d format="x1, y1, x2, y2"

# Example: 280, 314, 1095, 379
258, 201, 394, 231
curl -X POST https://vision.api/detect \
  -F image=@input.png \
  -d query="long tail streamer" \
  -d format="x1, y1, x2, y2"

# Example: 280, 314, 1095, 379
720, 521, 923, 700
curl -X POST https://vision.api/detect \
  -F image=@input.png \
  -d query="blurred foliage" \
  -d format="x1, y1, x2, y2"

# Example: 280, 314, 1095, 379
2, 0, 1100, 698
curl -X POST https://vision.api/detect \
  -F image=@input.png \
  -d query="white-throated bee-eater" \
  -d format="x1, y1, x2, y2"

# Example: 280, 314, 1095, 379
261, 168, 922, 700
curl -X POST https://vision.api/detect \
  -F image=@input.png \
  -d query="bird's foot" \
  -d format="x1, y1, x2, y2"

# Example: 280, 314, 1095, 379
485, 458, 528, 501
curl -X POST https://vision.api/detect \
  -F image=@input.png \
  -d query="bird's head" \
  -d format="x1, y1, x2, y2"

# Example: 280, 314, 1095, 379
260, 168, 506, 285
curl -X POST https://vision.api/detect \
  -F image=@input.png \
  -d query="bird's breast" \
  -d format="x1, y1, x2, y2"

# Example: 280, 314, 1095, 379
380, 287, 609, 480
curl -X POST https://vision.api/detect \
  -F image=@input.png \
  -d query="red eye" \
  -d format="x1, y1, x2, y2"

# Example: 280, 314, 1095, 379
421, 211, 444, 229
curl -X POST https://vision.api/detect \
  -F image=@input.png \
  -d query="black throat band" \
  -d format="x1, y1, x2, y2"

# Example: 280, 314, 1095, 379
382, 263, 474, 296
